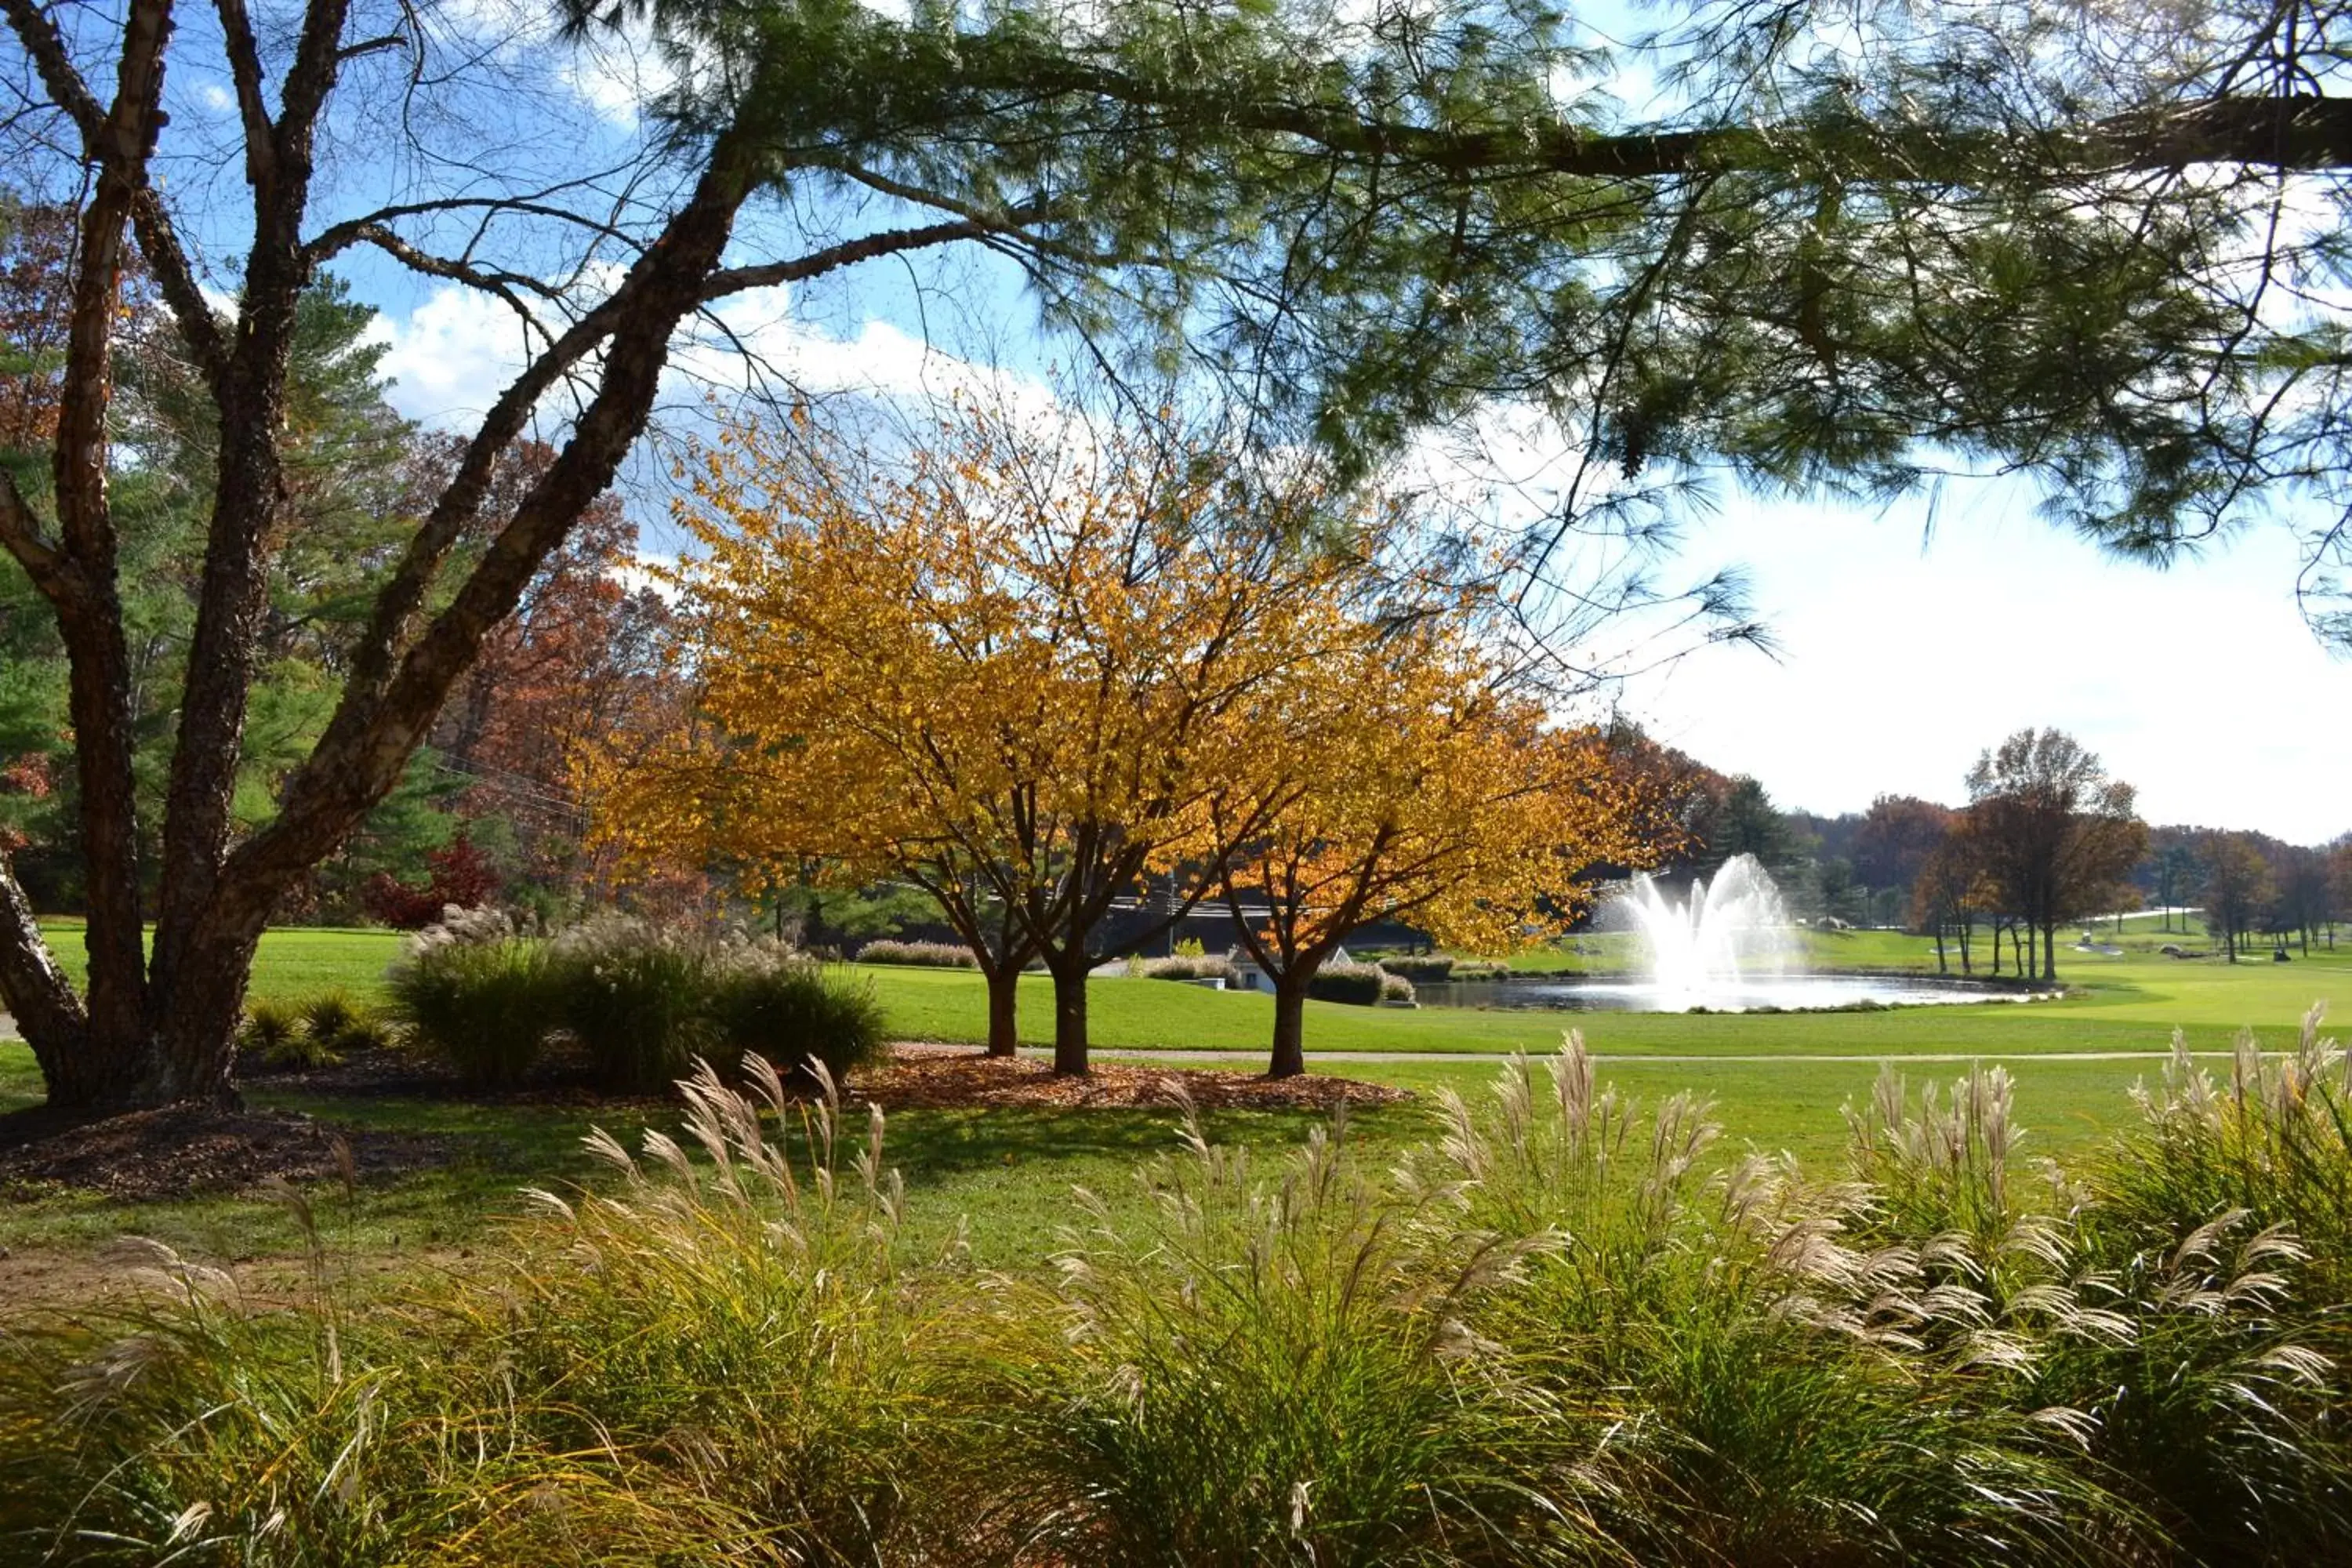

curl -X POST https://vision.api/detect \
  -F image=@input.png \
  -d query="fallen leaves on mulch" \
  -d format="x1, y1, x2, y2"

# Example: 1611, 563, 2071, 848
847, 1044, 1412, 1112
0, 1104, 458, 1203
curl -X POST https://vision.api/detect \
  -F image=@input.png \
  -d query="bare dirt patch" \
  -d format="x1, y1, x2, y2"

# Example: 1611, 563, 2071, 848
849, 1044, 1412, 1112
0, 1103, 459, 1203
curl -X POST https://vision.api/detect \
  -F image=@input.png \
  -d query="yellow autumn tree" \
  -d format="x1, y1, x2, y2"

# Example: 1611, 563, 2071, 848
590, 399, 1388, 1073
1214, 620, 1647, 1076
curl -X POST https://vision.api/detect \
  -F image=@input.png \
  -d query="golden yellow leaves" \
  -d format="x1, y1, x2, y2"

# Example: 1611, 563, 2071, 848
590, 397, 1659, 962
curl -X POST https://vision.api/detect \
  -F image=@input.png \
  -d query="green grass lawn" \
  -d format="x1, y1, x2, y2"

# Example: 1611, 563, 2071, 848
0, 1035, 2165, 1272
32, 919, 405, 1004
1, 922, 2335, 1284
855, 943, 2349, 1058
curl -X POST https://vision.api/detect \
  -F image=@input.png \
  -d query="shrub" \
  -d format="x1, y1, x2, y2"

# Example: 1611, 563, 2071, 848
545, 916, 718, 1093
385, 936, 554, 1087
234, 998, 325, 1073
361, 834, 503, 929
709, 955, 891, 1087
1372, 952, 1455, 983
855, 938, 979, 968
1306, 960, 1389, 1005
1138, 953, 1239, 983
1381, 971, 1416, 1004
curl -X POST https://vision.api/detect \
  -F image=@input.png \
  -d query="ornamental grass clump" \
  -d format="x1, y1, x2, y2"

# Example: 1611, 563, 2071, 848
545, 914, 720, 1091
0, 1061, 945, 1566
6, 1029, 2352, 1565
383, 934, 554, 1087
971, 1093, 1577, 1565
855, 938, 978, 968
1134, 952, 1240, 983
1369, 952, 1455, 983
1305, 960, 1392, 1005
1437, 1040, 2131, 1566
706, 949, 890, 1087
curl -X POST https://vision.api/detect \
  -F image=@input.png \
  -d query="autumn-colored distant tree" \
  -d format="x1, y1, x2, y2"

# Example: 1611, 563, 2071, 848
593, 403, 1387, 1073
1909, 828, 1987, 975
1595, 724, 1722, 877
0, 196, 83, 452
431, 440, 677, 906
2272, 846, 2332, 956
1853, 796, 1954, 914
1215, 622, 1642, 1076
2200, 831, 2276, 962
1963, 729, 2148, 982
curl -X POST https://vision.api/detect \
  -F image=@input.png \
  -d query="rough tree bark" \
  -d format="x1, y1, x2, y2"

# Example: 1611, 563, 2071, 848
1044, 947, 1093, 1077
0, 0, 1019, 1111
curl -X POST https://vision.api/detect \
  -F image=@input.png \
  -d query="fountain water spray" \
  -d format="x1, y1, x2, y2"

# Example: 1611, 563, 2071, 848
1613, 854, 1800, 1006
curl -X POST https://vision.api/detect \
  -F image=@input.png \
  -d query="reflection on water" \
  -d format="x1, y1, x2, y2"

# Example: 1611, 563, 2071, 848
1418, 975, 2002, 1014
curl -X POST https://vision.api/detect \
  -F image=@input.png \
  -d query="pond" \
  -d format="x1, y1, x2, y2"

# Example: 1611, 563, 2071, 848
1414, 974, 2008, 1014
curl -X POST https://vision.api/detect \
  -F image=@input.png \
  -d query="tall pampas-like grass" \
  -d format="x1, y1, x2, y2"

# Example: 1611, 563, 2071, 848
2, 1030, 2350, 1565
0, 1059, 949, 1565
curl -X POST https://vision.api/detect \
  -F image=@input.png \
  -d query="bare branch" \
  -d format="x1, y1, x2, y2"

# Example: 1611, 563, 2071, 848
0, 0, 103, 148
339, 222, 570, 305
303, 188, 643, 267
700, 216, 1034, 299
0, 465, 64, 590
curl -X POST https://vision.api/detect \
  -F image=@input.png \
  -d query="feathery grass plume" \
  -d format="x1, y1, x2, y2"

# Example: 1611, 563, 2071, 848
0, 1230, 756, 1565
0, 1058, 934, 1565
1439, 1036, 2127, 1566
544, 913, 720, 1091
2105, 1010, 2352, 1294
1844, 1062, 2025, 1246
2031, 1008, 2352, 1559
456, 1055, 936, 1558
971, 1085, 1590, 1565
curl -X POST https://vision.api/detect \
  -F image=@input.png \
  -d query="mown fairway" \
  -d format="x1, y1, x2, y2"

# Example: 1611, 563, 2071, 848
856, 943, 2349, 1058
2, 922, 2341, 1275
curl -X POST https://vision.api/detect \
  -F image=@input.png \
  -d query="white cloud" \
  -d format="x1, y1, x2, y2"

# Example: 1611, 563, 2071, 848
1614, 485, 2352, 844
365, 284, 539, 426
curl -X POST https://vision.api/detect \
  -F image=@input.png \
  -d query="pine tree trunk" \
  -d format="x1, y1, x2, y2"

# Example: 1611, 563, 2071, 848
984, 964, 1021, 1058
1268, 977, 1308, 1079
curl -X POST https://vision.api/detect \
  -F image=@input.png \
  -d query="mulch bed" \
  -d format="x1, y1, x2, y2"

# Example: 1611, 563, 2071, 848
847, 1044, 1412, 1112
0, 1103, 459, 1203
0, 1045, 1403, 1203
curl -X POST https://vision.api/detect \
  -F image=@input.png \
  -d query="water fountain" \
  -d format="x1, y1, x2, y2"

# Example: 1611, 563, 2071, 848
1615, 855, 1798, 1007
1413, 853, 2006, 1014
